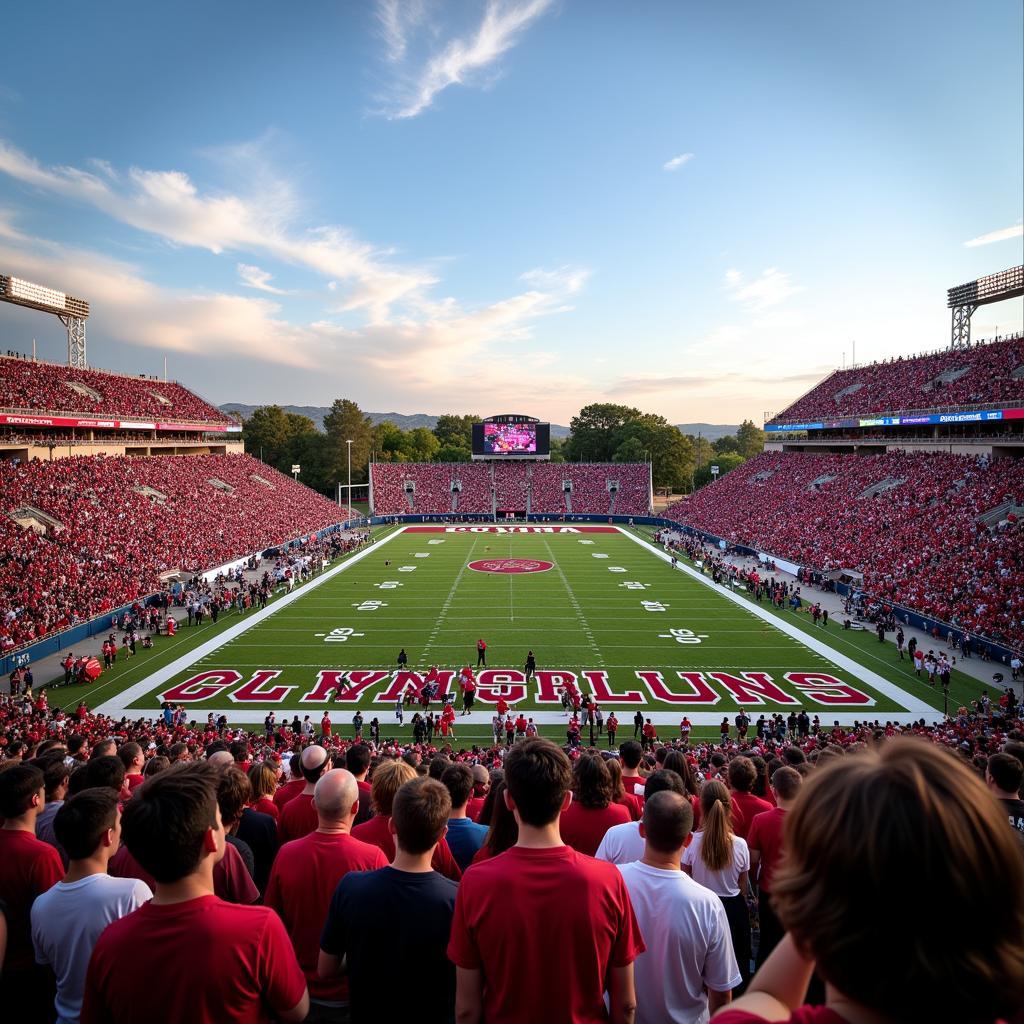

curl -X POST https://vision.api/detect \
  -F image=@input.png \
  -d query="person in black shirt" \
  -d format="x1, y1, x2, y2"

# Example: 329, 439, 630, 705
319, 778, 459, 1022
986, 753, 1024, 840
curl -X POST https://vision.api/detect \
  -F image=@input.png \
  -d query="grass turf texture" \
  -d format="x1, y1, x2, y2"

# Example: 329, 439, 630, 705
61, 525, 992, 743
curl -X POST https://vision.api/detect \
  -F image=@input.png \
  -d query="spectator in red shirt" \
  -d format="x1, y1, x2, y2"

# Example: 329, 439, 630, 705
717, 741, 1024, 1024
81, 762, 309, 1024
746, 766, 802, 969
273, 753, 306, 811
117, 742, 146, 793
248, 761, 282, 820
265, 768, 387, 1019
278, 744, 331, 844
448, 738, 645, 1024
466, 764, 490, 822
559, 754, 632, 856
0, 762, 65, 1017
345, 743, 374, 826
351, 760, 462, 881
727, 757, 774, 840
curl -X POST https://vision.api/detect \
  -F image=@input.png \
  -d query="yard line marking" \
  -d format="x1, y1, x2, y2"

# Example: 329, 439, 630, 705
91, 528, 405, 717
541, 538, 604, 667
420, 536, 481, 666
617, 528, 934, 715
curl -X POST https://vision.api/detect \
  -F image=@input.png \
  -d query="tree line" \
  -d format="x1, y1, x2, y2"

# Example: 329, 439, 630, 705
238, 400, 764, 498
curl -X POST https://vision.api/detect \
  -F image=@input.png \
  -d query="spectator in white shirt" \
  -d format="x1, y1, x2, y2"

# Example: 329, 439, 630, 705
618, 792, 740, 1023
681, 780, 752, 990
597, 769, 687, 865
32, 789, 152, 1024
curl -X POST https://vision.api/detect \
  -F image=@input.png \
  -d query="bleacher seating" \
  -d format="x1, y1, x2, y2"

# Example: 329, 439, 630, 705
371, 462, 650, 516
493, 462, 528, 512
664, 451, 1024, 647
453, 464, 491, 513
0, 355, 233, 425
0, 453, 343, 649
770, 336, 1024, 423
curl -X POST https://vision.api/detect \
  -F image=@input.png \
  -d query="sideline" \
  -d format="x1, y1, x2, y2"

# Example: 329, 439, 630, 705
617, 528, 939, 720
92, 528, 405, 717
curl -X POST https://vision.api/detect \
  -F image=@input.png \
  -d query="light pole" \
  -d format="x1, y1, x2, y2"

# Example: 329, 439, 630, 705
346, 439, 353, 515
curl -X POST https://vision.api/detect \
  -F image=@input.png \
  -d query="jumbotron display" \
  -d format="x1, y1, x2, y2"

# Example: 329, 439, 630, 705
472, 414, 550, 459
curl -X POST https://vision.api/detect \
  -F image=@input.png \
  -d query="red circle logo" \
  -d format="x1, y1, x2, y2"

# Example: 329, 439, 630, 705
467, 558, 554, 574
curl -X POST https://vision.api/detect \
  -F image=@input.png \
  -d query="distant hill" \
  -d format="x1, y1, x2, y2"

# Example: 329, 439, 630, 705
220, 404, 571, 437
675, 422, 741, 441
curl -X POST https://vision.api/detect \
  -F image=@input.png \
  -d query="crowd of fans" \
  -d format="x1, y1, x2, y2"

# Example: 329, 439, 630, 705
770, 335, 1024, 423
371, 461, 651, 516
0, 453, 346, 651
0, 686, 1021, 1022
0, 355, 233, 425
665, 450, 1024, 649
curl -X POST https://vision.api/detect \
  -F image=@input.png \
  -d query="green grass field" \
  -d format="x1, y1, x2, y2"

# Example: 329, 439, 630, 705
71, 525, 989, 744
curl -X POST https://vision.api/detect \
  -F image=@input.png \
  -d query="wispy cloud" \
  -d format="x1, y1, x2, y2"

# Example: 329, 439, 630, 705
663, 153, 694, 171
0, 205, 588, 401
0, 139, 433, 321
379, 0, 554, 119
724, 267, 802, 310
237, 263, 290, 295
963, 223, 1023, 248
376, 0, 427, 62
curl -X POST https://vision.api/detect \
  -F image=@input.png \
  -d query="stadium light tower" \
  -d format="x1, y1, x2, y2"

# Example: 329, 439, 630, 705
0, 273, 90, 368
946, 266, 1024, 349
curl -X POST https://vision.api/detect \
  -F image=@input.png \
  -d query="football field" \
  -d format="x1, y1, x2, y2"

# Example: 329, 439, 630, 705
79, 524, 969, 741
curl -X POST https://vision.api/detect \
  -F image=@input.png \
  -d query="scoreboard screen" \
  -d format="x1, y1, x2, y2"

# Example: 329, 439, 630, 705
472, 415, 550, 459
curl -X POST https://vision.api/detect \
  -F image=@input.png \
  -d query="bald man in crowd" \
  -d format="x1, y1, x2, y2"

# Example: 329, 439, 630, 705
466, 765, 490, 822
278, 745, 331, 844
265, 769, 387, 1022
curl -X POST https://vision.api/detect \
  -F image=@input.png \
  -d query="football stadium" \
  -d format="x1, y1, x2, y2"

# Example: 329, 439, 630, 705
1, 5, 1023, 1024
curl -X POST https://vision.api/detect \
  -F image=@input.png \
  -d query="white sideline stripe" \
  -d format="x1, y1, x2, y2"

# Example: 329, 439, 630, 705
92, 529, 405, 717
617, 528, 937, 716
96, 525, 942, 726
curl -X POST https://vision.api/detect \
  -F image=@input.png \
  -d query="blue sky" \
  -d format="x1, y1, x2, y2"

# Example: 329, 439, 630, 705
0, 0, 1021, 424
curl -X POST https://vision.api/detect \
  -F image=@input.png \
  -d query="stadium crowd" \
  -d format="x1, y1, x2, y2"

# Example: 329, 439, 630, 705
664, 450, 1024, 649
0, 685, 1021, 1023
0, 355, 233, 425
371, 461, 650, 516
0, 453, 346, 650
769, 334, 1024, 423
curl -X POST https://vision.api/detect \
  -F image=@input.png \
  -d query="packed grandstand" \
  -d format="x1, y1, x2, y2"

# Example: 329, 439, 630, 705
2, 297, 1024, 1024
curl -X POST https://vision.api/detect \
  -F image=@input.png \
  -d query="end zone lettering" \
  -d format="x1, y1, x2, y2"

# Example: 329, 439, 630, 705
160, 668, 875, 707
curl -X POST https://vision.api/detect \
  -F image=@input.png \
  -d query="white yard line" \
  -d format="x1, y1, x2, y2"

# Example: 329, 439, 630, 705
92, 529, 405, 717
419, 536, 481, 666
541, 538, 604, 667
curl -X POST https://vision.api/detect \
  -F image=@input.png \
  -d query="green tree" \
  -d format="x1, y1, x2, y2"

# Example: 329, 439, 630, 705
612, 415, 694, 492
564, 403, 643, 462
712, 434, 741, 455
436, 444, 473, 463
243, 406, 317, 473
433, 413, 481, 451
372, 420, 408, 462
693, 450, 745, 488
736, 419, 765, 459
686, 433, 715, 475
547, 436, 567, 464
403, 427, 440, 463
323, 399, 374, 486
